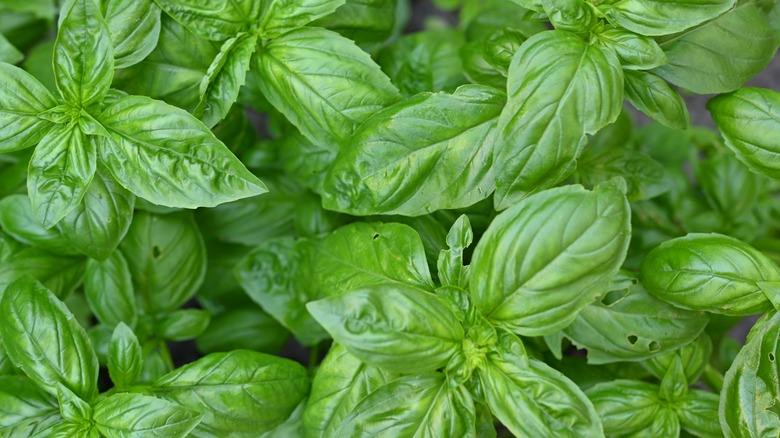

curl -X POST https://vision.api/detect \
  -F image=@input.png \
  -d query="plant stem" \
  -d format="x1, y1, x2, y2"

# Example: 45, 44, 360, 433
702, 363, 724, 392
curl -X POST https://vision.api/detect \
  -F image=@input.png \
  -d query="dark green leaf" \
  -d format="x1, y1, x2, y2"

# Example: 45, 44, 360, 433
585, 380, 661, 435
156, 309, 211, 341
0, 194, 79, 255
542, 0, 597, 33
0, 62, 56, 152
0, 247, 85, 299
154, 0, 261, 40
678, 389, 722, 437
576, 144, 673, 201
84, 251, 136, 328
0, 277, 98, 401
259, 0, 346, 38
624, 69, 690, 130
196, 307, 288, 354
94, 392, 202, 438
311, 0, 399, 52
694, 148, 764, 222
602, 0, 735, 36
642, 333, 712, 384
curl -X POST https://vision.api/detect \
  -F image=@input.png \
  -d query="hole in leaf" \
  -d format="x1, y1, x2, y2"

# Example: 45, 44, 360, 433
601, 289, 628, 306
770, 353, 776, 362
648, 341, 660, 352
627, 335, 638, 345
372, 233, 380, 240
152, 246, 162, 258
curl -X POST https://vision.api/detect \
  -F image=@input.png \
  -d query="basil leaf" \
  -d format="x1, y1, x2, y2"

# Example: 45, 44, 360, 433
120, 211, 206, 314
315, 222, 435, 295
156, 309, 211, 341
259, 0, 346, 38
196, 307, 288, 354
595, 27, 666, 70
437, 214, 473, 289
720, 311, 780, 436
576, 145, 673, 201
679, 389, 721, 436
542, 0, 597, 33
54, 0, 113, 107
494, 30, 623, 209
94, 393, 202, 438
29, 419, 95, 437
585, 380, 661, 435
0, 375, 59, 437
303, 343, 398, 437
308, 284, 464, 373
235, 237, 329, 346
27, 124, 96, 229
601, 0, 735, 36
151, 350, 309, 435
254, 26, 400, 148
694, 148, 764, 222
322, 85, 501, 215
154, 0, 261, 40
0, 277, 98, 401
481, 357, 603, 436
99, 0, 161, 69
471, 182, 631, 336
0, 248, 85, 298
653, 4, 778, 94
708, 87, 780, 180
0, 62, 56, 153
0, 31, 23, 64
84, 251, 136, 328
311, 0, 399, 52
562, 283, 708, 364
642, 333, 713, 384
195, 32, 258, 128
56, 164, 136, 260
107, 323, 142, 390
658, 355, 688, 403
0, 194, 79, 255
336, 373, 476, 437
98, 95, 267, 208
55, 383, 92, 423
641, 233, 780, 315
624, 70, 690, 130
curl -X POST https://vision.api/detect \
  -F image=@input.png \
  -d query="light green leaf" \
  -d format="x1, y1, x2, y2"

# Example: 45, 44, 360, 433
595, 27, 666, 69
585, 380, 661, 435
94, 393, 202, 438
437, 214, 473, 289
322, 85, 500, 215
303, 343, 397, 438
494, 30, 623, 209
151, 350, 309, 435
652, 4, 778, 94
602, 0, 735, 36
0, 375, 59, 436
542, 0, 597, 33
254, 26, 400, 148
307, 284, 464, 374
259, 0, 346, 38
0, 277, 98, 401
56, 384, 92, 423
640, 233, 780, 315
84, 251, 136, 328
107, 323, 142, 390
154, 0, 261, 40
708, 87, 780, 180
0, 194, 79, 255
624, 70, 690, 130
336, 373, 476, 437
0, 62, 57, 153
54, 0, 114, 106
98, 95, 267, 208
679, 390, 722, 437
195, 32, 258, 128
471, 182, 631, 336
642, 333, 713, 384
311, 0, 399, 52
99, 0, 161, 69
27, 124, 96, 229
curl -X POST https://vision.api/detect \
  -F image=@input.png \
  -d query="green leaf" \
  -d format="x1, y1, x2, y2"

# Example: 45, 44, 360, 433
99, 0, 161, 69
0, 375, 59, 437
494, 30, 623, 209
576, 144, 673, 201
437, 214, 473, 289
314, 222, 436, 296
658, 355, 688, 402
54, 0, 113, 106
194, 32, 258, 128
84, 251, 136, 328
94, 392, 202, 438
0, 247, 85, 298
0, 62, 57, 153
694, 148, 764, 222
602, 0, 735, 36
640, 233, 780, 315
254, 26, 400, 148
0, 194, 80, 255
196, 308, 288, 354
107, 323, 142, 390
56, 164, 136, 260
336, 373, 476, 437
595, 27, 666, 70
27, 123, 96, 229
120, 211, 206, 314
259, 0, 346, 38
562, 283, 708, 364
151, 350, 309, 435
311, 0, 399, 52
708, 87, 780, 180
652, 4, 778, 94
98, 95, 267, 208
482, 28, 528, 76
481, 357, 603, 437
156, 309, 211, 341
471, 182, 631, 336
307, 284, 464, 373
56, 383, 92, 423
303, 343, 397, 438
678, 390, 722, 436
235, 237, 329, 346
585, 380, 661, 435
0, 32, 23, 64
720, 311, 780, 437
642, 333, 713, 384
542, 0, 597, 33
154, 0, 261, 40
322, 85, 501, 215
0, 277, 98, 401
624, 70, 690, 130
641, 406, 681, 437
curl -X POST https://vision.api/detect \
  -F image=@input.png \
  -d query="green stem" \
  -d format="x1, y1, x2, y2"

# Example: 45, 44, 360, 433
308, 343, 322, 374
158, 341, 175, 372
702, 363, 724, 392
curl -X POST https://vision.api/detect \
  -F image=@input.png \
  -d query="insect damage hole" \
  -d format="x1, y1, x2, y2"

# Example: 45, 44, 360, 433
770, 353, 776, 362
372, 233, 380, 240
152, 245, 162, 258
627, 335, 638, 345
